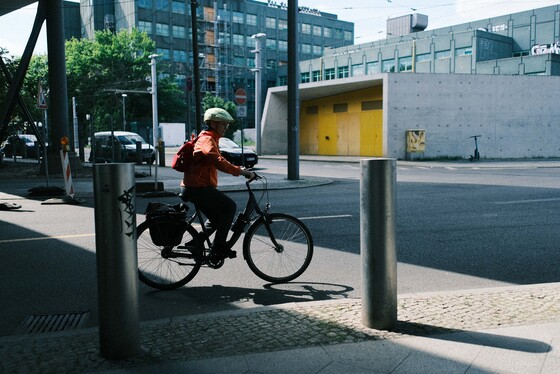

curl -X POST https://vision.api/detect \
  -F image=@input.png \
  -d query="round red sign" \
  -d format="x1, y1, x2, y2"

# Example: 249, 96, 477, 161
234, 88, 247, 105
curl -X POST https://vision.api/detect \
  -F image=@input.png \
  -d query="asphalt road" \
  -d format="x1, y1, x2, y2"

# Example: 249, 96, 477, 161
0, 158, 559, 337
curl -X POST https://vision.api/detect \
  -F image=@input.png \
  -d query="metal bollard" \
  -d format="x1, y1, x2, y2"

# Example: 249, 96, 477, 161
360, 158, 397, 330
93, 163, 140, 359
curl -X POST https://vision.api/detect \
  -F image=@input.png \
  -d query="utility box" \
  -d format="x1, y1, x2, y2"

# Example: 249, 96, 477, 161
406, 129, 426, 160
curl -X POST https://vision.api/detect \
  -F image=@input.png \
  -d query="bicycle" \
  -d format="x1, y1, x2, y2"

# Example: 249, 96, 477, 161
469, 135, 481, 162
136, 174, 314, 290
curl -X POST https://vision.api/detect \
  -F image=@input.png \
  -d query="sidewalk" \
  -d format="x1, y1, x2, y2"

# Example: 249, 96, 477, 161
1, 283, 559, 373
1, 158, 560, 373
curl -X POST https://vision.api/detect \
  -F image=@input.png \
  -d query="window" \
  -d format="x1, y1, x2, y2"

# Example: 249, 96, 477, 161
156, 23, 169, 36
266, 39, 277, 49
233, 12, 244, 23
175, 74, 186, 87
324, 68, 335, 80
233, 34, 244, 46
344, 31, 353, 41
366, 61, 379, 74
333, 103, 348, 113
306, 105, 318, 115
172, 25, 186, 38
312, 70, 322, 81
171, 1, 185, 14
338, 66, 349, 78
399, 56, 412, 72
138, 0, 151, 9
352, 63, 364, 76
435, 50, 451, 59
247, 14, 257, 26
324, 27, 331, 38
362, 101, 382, 111
313, 25, 322, 36
334, 28, 343, 38
155, 0, 169, 10
138, 21, 152, 34
278, 40, 288, 52
302, 23, 311, 34
266, 17, 276, 29
173, 49, 187, 62
302, 43, 311, 54
313, 45, 322, 55
301, 72, 310, 83
278, 76, 288, 85
382, 59, 395, 72
266, 59, 277, 69
157, 48, 170, 59
278, 19, 288, 30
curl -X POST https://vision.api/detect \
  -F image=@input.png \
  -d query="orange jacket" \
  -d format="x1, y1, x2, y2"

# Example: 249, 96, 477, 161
182, 130, 241, 187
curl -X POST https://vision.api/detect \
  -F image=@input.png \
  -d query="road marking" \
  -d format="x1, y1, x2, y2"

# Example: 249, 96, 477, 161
0, 233, 95, 244
298, 214, 352, 221
495, 197, 560, 205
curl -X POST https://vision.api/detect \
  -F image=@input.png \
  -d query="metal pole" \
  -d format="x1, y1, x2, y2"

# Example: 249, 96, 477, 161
93, 163, 140, 359
190, 0, 202, 134
122, 93, 127, 131
149, 54, 159, 190
251, 33, 266, 156
360, 158, 397, 330
287, 0, 300, 180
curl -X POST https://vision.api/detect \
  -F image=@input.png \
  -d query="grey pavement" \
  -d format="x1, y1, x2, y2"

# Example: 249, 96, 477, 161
1, 157, 560, 373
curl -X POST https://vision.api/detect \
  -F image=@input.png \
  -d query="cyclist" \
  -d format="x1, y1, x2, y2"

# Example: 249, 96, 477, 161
180, 107, 255, 260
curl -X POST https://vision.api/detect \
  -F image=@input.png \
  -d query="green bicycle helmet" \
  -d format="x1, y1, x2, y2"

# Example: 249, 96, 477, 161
203, 108, 234, 123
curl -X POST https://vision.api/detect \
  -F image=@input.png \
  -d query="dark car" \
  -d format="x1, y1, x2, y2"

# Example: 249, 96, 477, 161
219, 138, 258, 168
1, 134, 38, 158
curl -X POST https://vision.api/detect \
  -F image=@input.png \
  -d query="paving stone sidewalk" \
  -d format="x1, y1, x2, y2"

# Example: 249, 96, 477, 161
1, 283, 559, 373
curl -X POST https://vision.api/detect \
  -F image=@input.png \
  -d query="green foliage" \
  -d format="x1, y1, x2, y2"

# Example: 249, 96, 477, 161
0, 29, 187, 144
201, 92, 238, 138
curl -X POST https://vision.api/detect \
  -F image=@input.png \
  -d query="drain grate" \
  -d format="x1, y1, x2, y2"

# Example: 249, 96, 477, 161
18, 312, 90, 334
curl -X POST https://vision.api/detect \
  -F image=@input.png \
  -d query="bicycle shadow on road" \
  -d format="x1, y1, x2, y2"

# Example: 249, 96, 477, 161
142, 282, 355, 309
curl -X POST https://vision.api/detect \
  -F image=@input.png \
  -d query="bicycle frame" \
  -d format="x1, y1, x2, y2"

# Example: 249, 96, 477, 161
188, 177, 280, 253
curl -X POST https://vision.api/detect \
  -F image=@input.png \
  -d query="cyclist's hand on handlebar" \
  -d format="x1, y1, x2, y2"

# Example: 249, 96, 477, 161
241, 168, 256, 180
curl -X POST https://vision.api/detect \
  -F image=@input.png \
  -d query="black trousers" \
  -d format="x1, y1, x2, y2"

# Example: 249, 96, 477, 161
180, 186, 236, 249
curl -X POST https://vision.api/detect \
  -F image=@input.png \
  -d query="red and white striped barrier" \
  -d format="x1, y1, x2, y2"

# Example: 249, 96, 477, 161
60, 150, 75, 198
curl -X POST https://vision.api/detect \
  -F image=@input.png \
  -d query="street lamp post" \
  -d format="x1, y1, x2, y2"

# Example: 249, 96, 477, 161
149, 54, 159, 190
251, 33, 266, 156
121, 93, 127, 131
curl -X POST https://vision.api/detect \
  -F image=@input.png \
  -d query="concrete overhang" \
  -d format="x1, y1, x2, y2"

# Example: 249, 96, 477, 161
0, 0, 36, 17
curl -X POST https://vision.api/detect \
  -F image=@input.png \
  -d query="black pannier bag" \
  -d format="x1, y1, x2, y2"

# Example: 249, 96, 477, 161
145, 202, 188, 246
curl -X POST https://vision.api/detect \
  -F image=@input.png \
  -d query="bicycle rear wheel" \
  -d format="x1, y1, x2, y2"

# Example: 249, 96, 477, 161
243, 213, 313, 283
136, 218, 202, 290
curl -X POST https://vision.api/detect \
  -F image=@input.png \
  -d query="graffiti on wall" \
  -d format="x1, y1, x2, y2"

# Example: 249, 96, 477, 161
406, 129, 426, 153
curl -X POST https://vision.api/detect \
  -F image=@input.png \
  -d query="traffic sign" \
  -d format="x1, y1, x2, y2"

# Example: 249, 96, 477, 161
236, 105, 247, 118
234, 88, 247, 105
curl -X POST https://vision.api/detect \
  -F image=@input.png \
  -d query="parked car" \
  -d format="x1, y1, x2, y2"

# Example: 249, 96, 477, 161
90, 131, 156, 164
1, 134, 38, 158
219, 137, 258, 168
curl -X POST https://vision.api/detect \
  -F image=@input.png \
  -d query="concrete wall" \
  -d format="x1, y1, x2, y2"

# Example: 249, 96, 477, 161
386, 73, 560, 159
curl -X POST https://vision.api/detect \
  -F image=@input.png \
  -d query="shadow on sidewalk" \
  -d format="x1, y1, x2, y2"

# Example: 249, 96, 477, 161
395, 321, 551, 353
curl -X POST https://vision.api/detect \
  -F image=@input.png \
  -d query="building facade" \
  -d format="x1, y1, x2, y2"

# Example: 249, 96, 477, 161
264, 5, 560, 159
79, 0, 354, 129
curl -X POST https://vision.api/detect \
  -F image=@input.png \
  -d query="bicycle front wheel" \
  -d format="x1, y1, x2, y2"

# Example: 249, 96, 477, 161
243, 213, 313, 283
137, 218, 202, 290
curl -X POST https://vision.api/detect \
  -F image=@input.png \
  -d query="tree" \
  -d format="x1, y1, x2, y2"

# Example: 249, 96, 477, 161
202, 92, 238, 139
1, 29, 187, 147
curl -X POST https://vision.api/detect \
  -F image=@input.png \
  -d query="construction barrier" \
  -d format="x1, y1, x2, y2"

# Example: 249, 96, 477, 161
60, 149, 75, 198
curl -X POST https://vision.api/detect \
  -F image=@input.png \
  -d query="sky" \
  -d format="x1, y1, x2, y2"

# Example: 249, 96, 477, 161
0, 0, 559, 56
